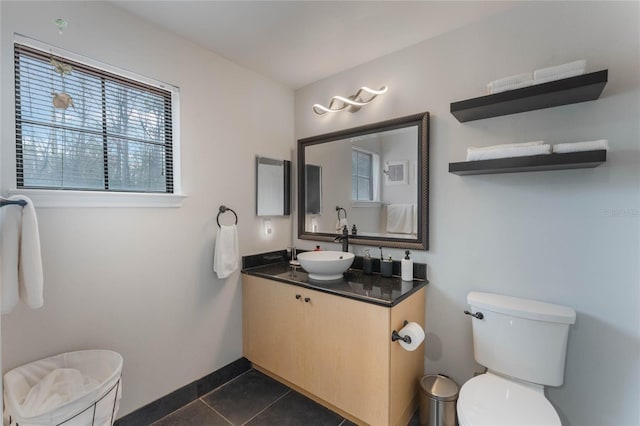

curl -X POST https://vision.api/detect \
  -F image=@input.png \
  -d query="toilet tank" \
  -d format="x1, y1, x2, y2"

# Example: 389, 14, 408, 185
467, 292, 576, 387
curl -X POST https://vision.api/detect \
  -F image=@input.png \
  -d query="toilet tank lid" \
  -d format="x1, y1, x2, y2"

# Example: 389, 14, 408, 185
467, 292, 576, 324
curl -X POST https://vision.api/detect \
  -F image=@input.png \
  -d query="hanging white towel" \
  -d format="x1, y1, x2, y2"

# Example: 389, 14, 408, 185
335, 218, 348, 232
213, 224, 239, 279
1, 203, 21, 313
386, 204, 414, 234
1, 195, 43, 314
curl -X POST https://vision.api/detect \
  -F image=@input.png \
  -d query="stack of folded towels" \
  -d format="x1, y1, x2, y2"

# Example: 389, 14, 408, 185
466, 141, 550, 161
487, 60, 586, 94
466, 139, 608, 161
552, 139, 609, 153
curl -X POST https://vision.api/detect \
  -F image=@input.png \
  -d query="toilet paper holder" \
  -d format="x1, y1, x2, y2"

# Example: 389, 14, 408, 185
391, 320, 411, 344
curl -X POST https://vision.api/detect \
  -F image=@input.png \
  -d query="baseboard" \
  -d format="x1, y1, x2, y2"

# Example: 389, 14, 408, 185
114, 357, 251, 426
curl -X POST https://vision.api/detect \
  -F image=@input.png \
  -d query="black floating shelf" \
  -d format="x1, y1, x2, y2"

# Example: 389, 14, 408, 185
450, 70, 608, 122
449, 150, 607, 176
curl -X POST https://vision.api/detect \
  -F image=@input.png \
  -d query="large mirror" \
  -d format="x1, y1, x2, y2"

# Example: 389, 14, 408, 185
298, 112, 429, 250
256, 156, 291, 216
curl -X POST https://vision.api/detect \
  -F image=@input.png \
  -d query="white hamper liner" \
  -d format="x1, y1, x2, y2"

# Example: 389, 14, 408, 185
4, 350, 123, 426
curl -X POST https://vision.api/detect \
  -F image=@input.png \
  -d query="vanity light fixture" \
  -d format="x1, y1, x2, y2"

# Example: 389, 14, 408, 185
312, 85, 388, 116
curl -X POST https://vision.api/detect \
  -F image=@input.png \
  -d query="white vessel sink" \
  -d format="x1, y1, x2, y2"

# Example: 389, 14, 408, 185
297, 251, 355, 281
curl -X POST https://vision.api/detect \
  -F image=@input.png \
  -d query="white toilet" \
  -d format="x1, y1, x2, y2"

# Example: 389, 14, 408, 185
457, 291, 576, 426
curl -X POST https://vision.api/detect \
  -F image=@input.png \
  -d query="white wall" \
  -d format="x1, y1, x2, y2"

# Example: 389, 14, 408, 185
295, 2, 640, 425
1, 1, 293, 417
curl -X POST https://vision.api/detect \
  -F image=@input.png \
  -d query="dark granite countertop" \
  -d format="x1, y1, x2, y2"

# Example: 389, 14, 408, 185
242, 261, 427, 307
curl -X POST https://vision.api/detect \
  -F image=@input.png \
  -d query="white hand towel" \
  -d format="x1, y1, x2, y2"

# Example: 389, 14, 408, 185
1, 203, 21, 314
1, 195, 43, 313
466, 144, 551, 161
386, 204, 414, 234
534, 60, 586, 80
553, 139, 609, 154
335, 218, 348, 232
213, 224, 239, 279
18, 195, 44, 309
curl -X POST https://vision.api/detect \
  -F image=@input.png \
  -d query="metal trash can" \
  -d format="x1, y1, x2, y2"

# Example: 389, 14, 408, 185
419, 374, 459, 426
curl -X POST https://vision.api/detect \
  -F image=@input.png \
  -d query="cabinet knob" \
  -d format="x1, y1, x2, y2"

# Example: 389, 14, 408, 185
304, 297, 311, 303
295, 294, 302, 300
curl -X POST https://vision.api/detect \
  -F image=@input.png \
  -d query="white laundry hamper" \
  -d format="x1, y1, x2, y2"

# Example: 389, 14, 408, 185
3, 350, 122, 426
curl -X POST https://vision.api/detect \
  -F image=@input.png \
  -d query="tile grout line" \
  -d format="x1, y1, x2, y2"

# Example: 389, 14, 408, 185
239, 389, 292, 426
199, 398, 235, 425
150, 368, 255, 425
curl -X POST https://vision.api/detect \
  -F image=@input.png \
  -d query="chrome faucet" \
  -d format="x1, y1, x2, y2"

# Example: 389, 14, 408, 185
334, 225, 349, 252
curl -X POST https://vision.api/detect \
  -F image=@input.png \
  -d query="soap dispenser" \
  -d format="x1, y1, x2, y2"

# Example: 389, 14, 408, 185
401, 250, 413, 281
380, 254, 393, 278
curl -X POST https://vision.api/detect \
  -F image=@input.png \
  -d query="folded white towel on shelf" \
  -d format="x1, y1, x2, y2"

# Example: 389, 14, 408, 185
488, 80, 534, 94
553, 139, 609, 154
487, 72, 533, 94
213, 224, 239, 279
468, 141, 544, 153
534, 68, 585, 85
1, 195, 43, 314
386, 204, 414, 234
466, 143, 551, 161
534, 60, 586, 80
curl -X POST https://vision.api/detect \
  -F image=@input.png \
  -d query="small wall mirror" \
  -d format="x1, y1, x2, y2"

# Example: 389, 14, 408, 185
298, 112, 429, 250
256, 156, 291, 216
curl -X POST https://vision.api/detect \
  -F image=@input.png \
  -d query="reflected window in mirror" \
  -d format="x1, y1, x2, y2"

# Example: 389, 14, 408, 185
297, 112, 429, 250
256, 156, 291, 216
352, 148, 380, 202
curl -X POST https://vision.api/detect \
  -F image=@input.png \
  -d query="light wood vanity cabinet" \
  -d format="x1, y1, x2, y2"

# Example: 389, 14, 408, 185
243, 274, 425, 426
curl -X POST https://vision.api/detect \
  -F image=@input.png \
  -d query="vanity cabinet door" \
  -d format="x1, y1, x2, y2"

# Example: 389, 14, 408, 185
302, 287, 391, 425
243, 275, 304, 387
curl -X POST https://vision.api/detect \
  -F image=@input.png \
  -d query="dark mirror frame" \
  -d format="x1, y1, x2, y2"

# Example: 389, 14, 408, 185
297, 112, 429, 250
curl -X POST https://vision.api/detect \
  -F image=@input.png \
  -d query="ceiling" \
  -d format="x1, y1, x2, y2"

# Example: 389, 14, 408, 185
112, 1, 515, 89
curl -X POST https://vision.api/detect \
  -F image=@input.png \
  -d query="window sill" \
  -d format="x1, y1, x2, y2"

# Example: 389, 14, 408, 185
8, 189, 187, 208
352, 201, 382, 208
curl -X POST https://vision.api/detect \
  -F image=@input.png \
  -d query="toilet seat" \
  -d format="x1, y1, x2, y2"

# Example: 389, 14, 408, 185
457, 373, 561, 426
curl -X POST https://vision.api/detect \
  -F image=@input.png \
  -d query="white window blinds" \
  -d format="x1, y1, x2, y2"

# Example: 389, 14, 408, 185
14, 43, 174, 193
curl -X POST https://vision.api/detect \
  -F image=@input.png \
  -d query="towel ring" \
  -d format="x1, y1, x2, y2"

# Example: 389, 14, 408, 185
217, 205, 238, 227
336, 206, 347, 220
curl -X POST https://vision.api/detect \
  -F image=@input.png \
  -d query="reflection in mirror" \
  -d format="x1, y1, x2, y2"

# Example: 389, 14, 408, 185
256, 156, 291, 216
305, 164, 322, 215
298, 112, 429, 250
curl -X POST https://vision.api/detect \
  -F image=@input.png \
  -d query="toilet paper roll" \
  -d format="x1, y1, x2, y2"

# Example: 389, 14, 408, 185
398, 322, 425, 351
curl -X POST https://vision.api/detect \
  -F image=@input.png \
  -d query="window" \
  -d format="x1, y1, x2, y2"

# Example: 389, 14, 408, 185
14, 42, 177, 194
352, 149, 373, 201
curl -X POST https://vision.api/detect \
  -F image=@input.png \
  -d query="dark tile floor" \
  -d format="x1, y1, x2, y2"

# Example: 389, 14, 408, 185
151, 369, 419, 426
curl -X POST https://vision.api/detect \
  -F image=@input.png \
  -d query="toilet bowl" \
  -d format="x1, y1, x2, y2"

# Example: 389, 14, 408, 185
457, 372, 560, 426
458, 292, 575, 426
